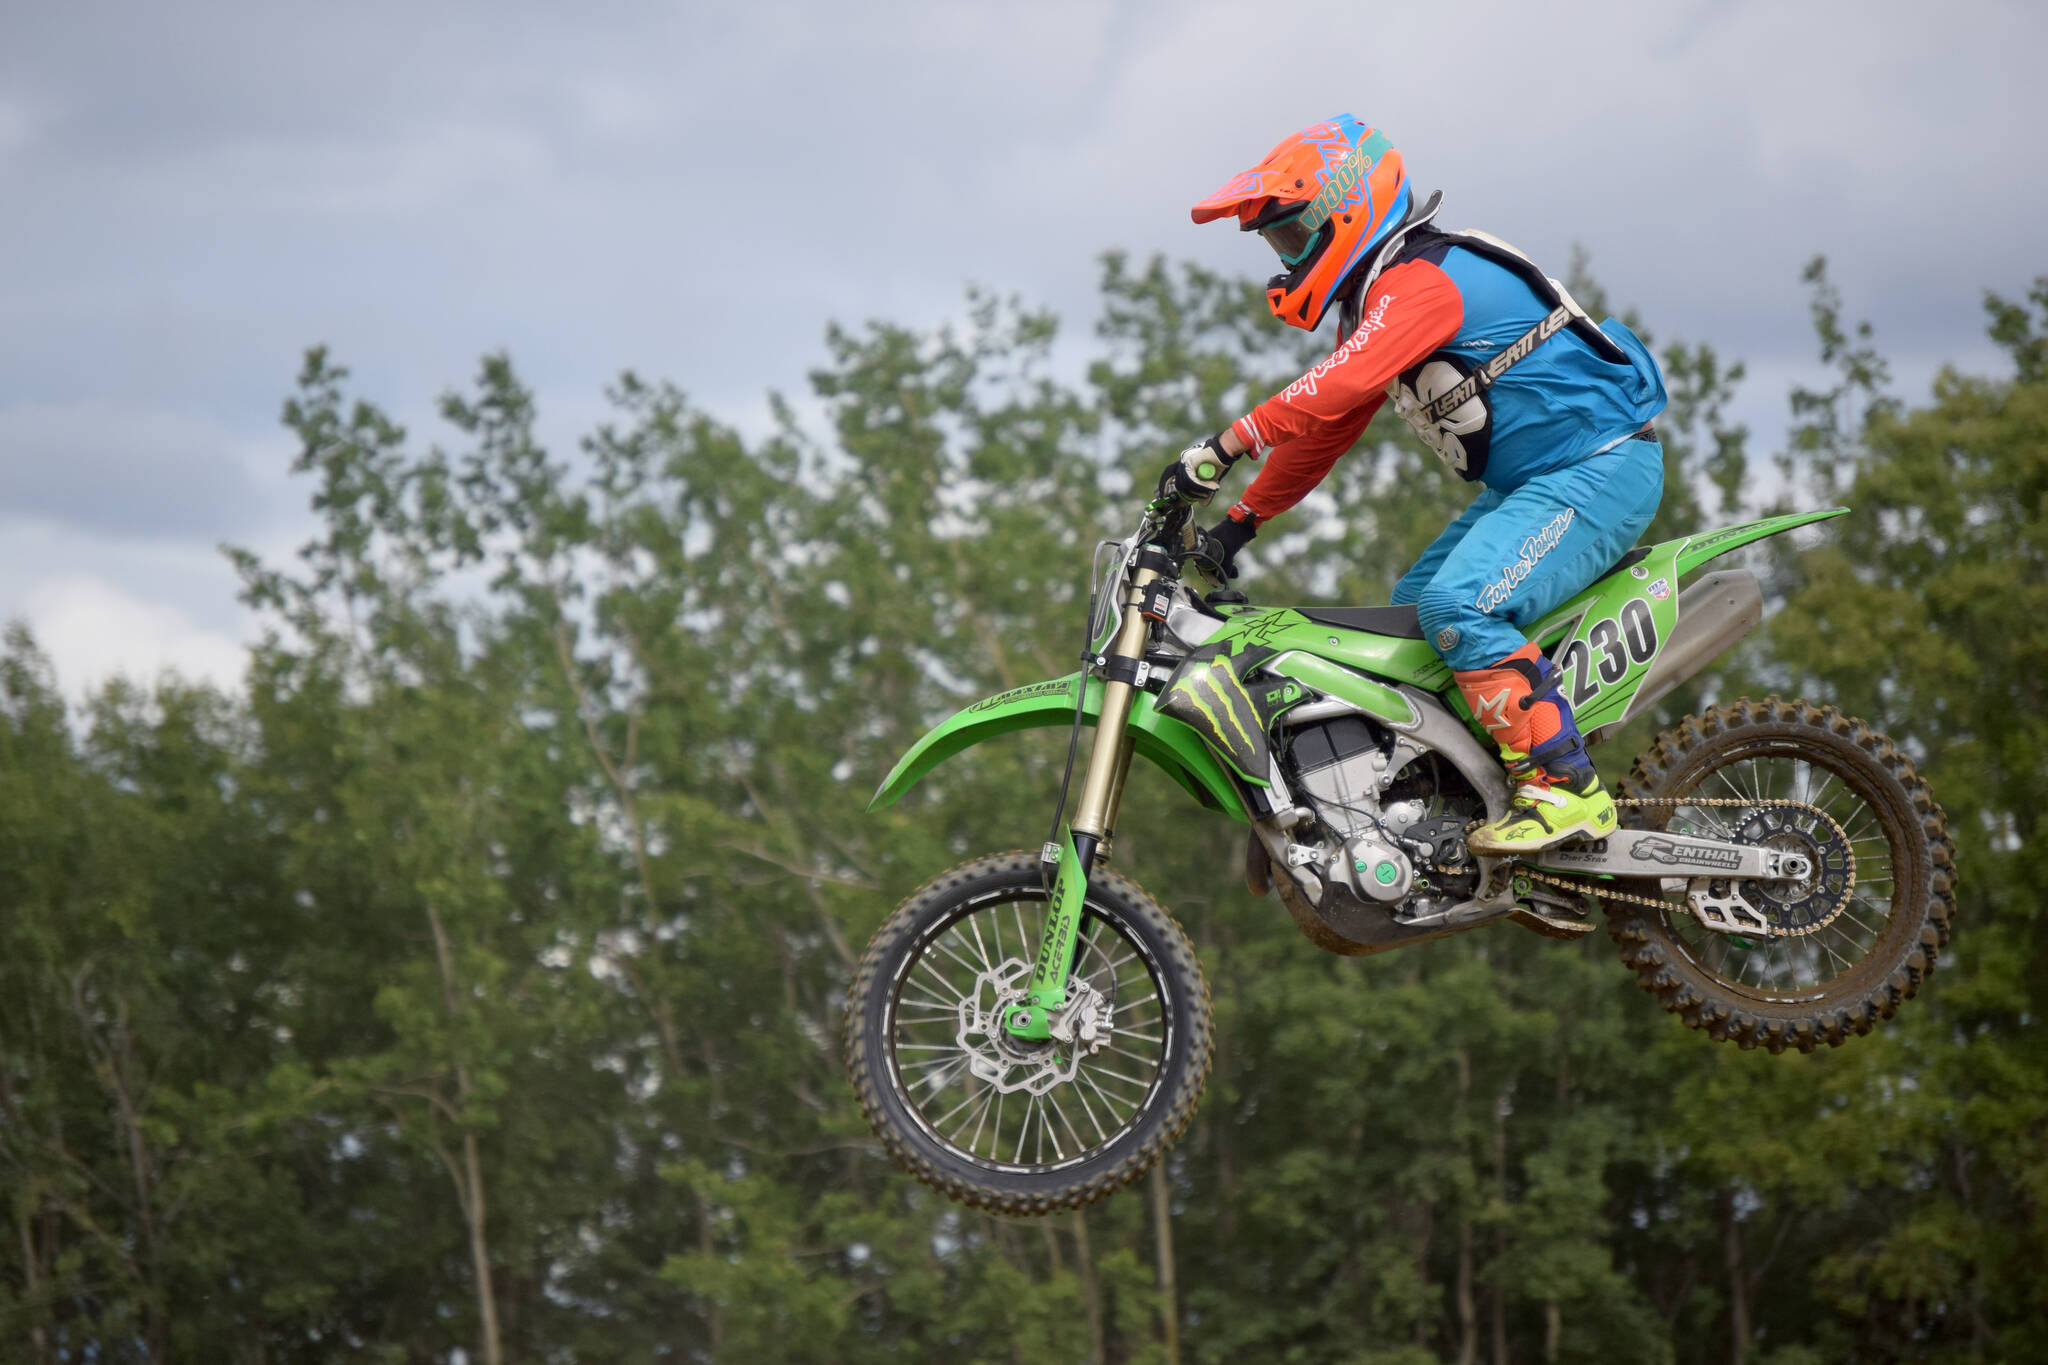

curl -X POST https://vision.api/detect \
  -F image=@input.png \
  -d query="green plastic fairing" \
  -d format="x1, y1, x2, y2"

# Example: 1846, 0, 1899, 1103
1205, 606, 1453, 692
1673, 507, 1848, 578
869, 674, 1251, 821
1517, 507, 1850, 735
871, 510, 1847, 824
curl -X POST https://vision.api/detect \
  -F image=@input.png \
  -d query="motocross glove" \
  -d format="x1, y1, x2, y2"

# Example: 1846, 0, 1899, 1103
1155, 435, 1239, 505
1188, 508, 1258, 585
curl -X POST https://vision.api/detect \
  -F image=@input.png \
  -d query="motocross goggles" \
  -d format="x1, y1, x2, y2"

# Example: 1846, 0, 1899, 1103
1252, 205, 1331, 272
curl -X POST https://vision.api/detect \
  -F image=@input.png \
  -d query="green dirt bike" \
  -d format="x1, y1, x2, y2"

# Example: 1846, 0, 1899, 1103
845, 493, 1955, 1215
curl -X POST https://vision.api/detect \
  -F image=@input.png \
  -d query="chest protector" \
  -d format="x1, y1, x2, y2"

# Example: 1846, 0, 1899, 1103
1337, 193, 1630, 483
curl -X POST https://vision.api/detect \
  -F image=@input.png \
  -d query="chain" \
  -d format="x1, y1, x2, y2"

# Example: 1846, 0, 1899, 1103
1511, 796, 1857, 937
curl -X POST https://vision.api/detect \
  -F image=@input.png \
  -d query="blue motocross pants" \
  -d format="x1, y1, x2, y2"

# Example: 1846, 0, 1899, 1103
1391, 438, 1664, 672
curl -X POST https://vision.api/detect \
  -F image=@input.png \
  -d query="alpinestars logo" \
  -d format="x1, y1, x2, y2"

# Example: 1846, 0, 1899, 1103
1476, 509, 1575, 613
1278, 292, 1396, 401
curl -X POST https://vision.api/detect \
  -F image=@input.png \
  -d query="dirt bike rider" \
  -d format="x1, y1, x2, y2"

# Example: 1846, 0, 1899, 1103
1157, 115, 1668, 856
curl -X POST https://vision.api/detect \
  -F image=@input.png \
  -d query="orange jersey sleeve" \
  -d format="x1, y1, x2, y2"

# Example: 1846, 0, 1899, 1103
1229, 258, 1464, 521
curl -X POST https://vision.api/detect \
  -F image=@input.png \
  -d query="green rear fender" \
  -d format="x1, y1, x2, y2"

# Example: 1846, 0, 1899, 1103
869, 674, 1251, 822
1521, 507, 1850, 734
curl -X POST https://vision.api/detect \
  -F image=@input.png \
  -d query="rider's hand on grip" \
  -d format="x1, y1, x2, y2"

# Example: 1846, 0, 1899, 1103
1155, 435, 1238, 505
1186, 513, 1256, 587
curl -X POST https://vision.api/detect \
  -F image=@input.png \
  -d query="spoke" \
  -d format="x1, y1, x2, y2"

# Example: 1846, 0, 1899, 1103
963, 1085, 998, 1154
1086, 1060, 1154, 1088
1045, 1087, 1082, 1159
1818, 933, 1867, 978
1706, 769, 1751, 809
1013, 902, 1034, 969
1014, 1097, 1034, 1165
930, 936, 987, 981
1103, 1040, 1162, 1068
964, 913, 997, 974
916, 957, 964, 1000
1685, 804, 1741, 840
931, 1082, 987, 1131
1080, 1067, 1136, 1127
900, 1053, 965, 1073
1068, 1069, 1112, 1143
917, 1055, 972, 1094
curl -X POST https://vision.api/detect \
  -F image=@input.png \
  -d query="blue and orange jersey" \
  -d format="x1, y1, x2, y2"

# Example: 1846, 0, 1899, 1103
1227, 243, 1667, 521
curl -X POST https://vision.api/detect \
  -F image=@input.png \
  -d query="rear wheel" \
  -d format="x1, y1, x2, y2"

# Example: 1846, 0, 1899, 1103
845, 851, 1212, 1213
1607, 699, 1955, 1052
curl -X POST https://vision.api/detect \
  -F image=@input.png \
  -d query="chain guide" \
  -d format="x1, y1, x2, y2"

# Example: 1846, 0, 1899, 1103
1511, 796, 1856, 939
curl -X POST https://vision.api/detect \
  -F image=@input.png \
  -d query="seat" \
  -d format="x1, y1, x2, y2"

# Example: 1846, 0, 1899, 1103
1292, 604, 1426, 639
1601, 546, 1651, 580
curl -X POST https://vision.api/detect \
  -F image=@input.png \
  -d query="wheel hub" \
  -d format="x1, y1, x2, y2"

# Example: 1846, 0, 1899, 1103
1727, 806, 1854, 934
956, 959, 1113, 1096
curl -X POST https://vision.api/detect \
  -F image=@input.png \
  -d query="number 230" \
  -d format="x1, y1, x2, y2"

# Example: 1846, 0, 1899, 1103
1559, 598, 1658, 706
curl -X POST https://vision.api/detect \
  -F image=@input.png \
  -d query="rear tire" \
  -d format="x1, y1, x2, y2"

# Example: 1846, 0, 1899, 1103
845, 851, 1212, 1213
1607, 698, 1956, 1053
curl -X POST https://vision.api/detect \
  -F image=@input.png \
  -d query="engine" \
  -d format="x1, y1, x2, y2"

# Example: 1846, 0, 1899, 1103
1282, 715, 1486, 916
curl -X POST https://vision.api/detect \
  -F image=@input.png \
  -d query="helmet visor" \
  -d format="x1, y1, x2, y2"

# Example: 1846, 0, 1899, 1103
1258, 212, 1327, 270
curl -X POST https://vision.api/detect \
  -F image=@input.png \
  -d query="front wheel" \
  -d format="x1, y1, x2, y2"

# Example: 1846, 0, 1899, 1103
845, 852, 1212, 1214
1607, 698, 1956, 1052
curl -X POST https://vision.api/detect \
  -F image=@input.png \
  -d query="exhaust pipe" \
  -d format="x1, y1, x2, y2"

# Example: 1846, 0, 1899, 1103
1590, 569, 1763, 743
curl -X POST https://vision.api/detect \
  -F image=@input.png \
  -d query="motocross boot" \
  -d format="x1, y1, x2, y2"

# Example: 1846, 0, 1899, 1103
1454, 642, 1617, 856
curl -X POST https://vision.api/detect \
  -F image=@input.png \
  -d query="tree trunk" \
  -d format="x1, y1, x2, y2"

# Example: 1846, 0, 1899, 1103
1414, 1200, 1433, 1348
461, 1124, 503, 1365
1545, 1300, 1561, 1363
1455, 1048, 1477, 1365
1457, 1212, 1478, 1365
1073, 1212, 1108, 1365
1152, 1162, 1180, 1365
429, 905, 504, 1365
18, 1202, 50, 1365
1492, 1088, 1509, 1365
1722, 1186, 1748, 1365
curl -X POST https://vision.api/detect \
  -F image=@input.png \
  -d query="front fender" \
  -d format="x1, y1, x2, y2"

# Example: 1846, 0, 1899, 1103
868, 673, 1250, 822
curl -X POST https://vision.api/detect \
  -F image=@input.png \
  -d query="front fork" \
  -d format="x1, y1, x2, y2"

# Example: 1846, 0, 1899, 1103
1002, 567, 1157, 1041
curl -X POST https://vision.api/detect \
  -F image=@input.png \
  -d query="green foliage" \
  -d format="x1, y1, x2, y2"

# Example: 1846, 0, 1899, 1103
0, 251, 2040, 1365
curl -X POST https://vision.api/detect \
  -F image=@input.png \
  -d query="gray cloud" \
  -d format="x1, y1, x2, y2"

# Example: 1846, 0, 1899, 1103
0, 0, 2041, 686
0, 405, 285, 538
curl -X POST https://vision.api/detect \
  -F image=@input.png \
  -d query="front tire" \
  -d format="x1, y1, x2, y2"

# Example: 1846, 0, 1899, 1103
845, 851, 1212, 1214
1607, 699, 1956, 1052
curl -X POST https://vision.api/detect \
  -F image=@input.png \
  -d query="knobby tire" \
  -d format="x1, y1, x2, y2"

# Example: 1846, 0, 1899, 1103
1607, 698, 1956, 1052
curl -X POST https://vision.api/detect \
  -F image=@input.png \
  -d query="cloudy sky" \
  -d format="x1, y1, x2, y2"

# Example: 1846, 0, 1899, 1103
3, 0, 2043, 695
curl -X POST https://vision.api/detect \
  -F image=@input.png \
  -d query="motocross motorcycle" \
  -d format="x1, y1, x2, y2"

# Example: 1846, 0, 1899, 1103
845, 491, 1954, 1215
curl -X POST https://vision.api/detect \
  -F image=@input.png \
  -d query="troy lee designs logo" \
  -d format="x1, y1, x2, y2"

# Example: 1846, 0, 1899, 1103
1278, 292, 1396, 402
1476, 508, 1575, 612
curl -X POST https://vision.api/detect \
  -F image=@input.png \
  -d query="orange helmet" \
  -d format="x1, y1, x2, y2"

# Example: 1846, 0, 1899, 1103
1192, 115, 1410, 332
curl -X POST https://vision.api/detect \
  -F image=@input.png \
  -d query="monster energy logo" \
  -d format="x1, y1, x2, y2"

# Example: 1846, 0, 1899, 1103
1163, 658, 1265, 775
